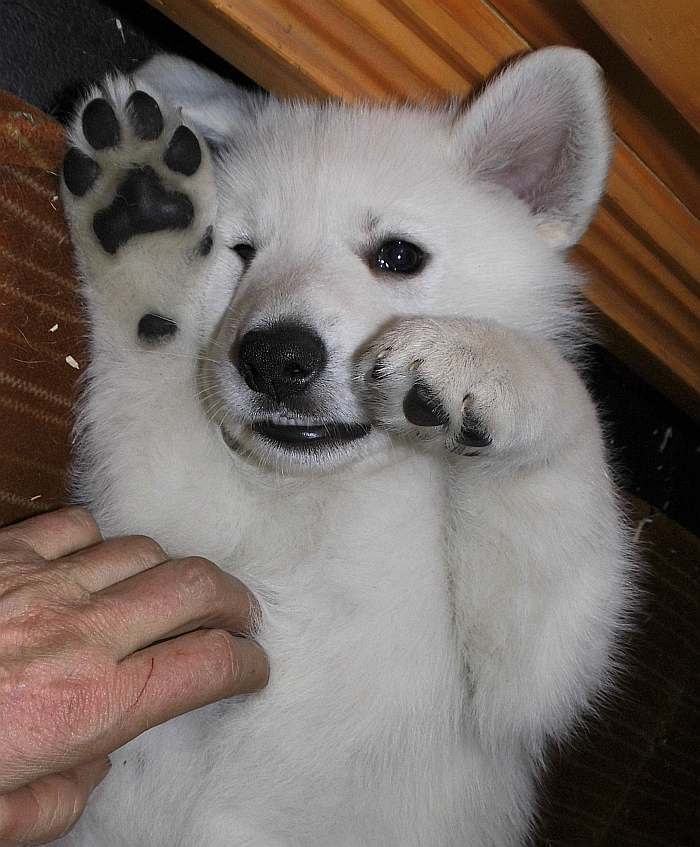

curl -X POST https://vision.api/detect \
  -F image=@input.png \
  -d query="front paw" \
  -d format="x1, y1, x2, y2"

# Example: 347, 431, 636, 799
358, 318, 519, 456
62, 84, 215, 254
60, 78, 219, 342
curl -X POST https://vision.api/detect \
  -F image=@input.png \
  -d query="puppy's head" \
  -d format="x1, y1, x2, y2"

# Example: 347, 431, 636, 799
138, 48, 611, 471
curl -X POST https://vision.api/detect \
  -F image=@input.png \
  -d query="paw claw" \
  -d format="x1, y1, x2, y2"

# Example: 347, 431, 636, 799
126, 91, 164, 141
63, 147, 100, 196
82, 98, 120, 149
164, 125, 201, 176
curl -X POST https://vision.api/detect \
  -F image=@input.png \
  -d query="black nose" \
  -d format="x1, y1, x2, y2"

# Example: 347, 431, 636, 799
235, 322, 328, 400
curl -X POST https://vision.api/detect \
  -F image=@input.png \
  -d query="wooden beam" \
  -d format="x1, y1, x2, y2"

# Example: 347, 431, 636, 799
580, 0, 700, 133
146, 0, 700, 418
489, 0, 699, 219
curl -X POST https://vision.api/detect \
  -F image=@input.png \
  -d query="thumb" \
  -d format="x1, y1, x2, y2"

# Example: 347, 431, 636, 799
0, 757, 110, 846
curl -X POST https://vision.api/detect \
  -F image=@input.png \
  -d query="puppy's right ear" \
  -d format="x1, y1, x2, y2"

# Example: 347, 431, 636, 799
134, 54, 264, 147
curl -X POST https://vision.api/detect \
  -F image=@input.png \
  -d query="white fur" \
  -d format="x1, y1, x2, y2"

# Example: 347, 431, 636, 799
56, 48, 636, 846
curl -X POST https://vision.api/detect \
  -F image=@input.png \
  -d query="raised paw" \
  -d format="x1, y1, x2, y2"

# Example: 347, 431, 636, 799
60, 80, 219, 344
357, 318, 518, 456
61, 84, 216, 258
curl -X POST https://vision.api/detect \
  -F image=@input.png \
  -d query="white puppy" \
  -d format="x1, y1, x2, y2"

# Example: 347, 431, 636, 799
57, 47, 636, 846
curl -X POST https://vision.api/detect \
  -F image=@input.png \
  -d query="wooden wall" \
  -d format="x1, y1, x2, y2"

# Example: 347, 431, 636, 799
148, 0, 700, 417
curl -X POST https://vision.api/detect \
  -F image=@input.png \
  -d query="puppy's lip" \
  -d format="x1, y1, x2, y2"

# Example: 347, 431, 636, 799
252, 420, 371, 448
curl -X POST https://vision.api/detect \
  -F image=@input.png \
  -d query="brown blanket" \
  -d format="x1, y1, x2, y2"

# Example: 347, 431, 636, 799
0, 91, 82, 526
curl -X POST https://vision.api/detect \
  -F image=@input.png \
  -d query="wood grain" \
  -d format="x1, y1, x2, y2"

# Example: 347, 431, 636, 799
146, 0, 700, 418
490, 0, 699, 217
581, 0, 700, 132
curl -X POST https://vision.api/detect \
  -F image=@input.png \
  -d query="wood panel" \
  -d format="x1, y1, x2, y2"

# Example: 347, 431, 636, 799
147, 0, 700, 418
490, 0, 699, 217
580, 0, 700, 133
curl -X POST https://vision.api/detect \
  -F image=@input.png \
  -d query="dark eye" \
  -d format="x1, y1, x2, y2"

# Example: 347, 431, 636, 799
231, 243, 256, 265
374, 240, 425, 275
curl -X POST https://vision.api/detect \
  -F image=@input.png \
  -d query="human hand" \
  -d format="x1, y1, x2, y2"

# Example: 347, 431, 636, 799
0, 507, 268, 845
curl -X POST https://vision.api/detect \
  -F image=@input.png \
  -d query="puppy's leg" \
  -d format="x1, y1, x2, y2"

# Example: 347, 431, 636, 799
360, 318, 635, 752
61, 78, 232, 526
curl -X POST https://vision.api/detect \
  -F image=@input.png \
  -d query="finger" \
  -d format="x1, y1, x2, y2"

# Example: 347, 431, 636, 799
0, 634, 268, 793
0, 507, 101, 562
0, 757, 110, 846
57, 535, 168, 593
111, 630, 268, 744
90, 557, 256, 657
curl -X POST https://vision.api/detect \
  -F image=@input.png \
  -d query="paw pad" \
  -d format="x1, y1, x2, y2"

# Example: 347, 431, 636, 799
402, 382, 449, 427
62, 93, 205, 254
163, 125, 201, 176
82, 97, 120, 149
93, 166, 194, 255
62, 147, 100, 197
402, 382, 492, 451
125, 91, 164, 141
456, 417, 491, 449
137, 313, 178, 343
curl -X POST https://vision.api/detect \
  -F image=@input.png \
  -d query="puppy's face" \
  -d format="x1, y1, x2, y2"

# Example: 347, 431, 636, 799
200, 104, 561, 471
183, 49, 610, 472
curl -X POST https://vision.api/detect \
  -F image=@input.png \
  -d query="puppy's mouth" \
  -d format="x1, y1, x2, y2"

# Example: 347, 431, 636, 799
252, 419, 371, 450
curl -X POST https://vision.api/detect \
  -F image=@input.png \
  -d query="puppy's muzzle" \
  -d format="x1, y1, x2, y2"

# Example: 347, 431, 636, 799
234, 322, 328, 402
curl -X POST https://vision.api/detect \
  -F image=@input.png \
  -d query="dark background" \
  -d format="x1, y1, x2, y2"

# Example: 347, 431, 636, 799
0, 0, 697, 537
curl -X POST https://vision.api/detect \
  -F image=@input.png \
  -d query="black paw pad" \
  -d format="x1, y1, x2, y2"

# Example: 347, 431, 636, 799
456, 412, 491, 448
126, 91, 164, 141
138, 313, 178, 343
92, 165, 194, 254
195, 225, 213, 256
63, 147, 100, 196
164, 126, 201, 176
403, 382, 450, 427
82, 98, 120, 149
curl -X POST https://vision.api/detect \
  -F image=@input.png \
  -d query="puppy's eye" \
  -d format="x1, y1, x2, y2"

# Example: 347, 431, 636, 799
374, 240, 425, 275
231, 243, 256, 264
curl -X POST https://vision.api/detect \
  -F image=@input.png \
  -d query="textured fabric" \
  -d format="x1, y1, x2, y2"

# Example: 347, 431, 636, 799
0, 92, 697, 846
0, 91, 82, 526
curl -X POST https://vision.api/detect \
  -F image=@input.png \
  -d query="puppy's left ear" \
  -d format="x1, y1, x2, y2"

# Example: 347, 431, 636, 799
453, 47, 612, 249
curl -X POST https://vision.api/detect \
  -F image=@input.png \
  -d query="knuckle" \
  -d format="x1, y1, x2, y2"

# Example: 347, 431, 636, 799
205, 630, 268, 694
62, 506, 100, 537
52, 681, 112, 746
205, 629, 240, 680
0, 529, 38, 564
178, 556, 221, 598
130, 535, 166, 565
0, 589, 88, 653
76, 601, 121, 647
22, 662, 111, 738
13, 605, 69, 646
